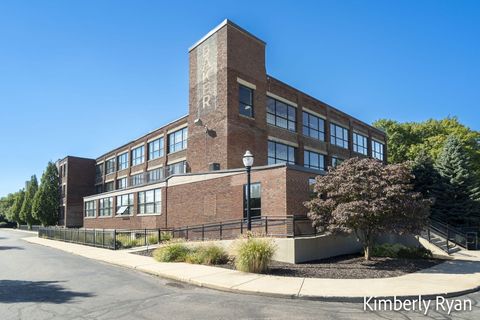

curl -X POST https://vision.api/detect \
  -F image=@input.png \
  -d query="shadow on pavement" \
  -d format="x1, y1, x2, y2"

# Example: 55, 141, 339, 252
0, 280, 93, 303
417, 259, 480, 275
0, 246, 24, 250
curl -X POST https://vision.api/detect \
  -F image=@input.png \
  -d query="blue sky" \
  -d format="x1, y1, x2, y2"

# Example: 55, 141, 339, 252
0, 0, 479, 197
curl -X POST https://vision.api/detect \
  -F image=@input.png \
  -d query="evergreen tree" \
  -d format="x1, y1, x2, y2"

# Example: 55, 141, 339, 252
0, 193, 16, 222
411, 150, 441, 201
33, 162, 60, 226
434, 135, 480, 225
8, 189, 25, 227
20, 175, 39, 229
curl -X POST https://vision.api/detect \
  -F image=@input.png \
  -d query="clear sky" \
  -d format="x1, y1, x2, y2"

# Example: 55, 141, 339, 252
0, 0, 479, 197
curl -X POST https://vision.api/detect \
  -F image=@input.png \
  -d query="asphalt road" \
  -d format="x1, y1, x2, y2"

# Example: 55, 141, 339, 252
0, 229, 479, 320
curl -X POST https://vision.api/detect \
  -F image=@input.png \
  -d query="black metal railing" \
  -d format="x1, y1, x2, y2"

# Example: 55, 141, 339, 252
37, 215, 320, 250
425, 218, 478, 253
18, 225, 41, 232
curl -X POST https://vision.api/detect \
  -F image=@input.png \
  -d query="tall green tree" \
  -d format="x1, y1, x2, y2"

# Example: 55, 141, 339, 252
411, 150, 442, 200
373, 117, 480, 180
33, 162, 60, 226
0, 193, 16, 222
20, 175, 39, 229
433, 136, 480, 225
8, 190, 25, 227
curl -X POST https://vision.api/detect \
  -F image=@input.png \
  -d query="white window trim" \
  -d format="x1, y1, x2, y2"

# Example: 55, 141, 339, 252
167, 157, 187, 165
237, 77, 256, 90
267, 92, 297, 108
167, 123, 188, 134
147, 163, 164, 170
268, 136, 299, 148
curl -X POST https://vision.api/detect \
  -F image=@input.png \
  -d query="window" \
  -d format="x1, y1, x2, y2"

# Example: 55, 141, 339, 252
302, 112, 325, 141
116, 193, 134, 215
308, 178, 316, 195
330, 123, 349, 149
138, 189, 161, 214
239, 85, 254, 117
243, 183, 261, 218
131, 173, 145, 186
105, 181, 114, 192
147, 168, 164, 182
372, 140, 385, 161
304, 150, 325, 171
99, 197, 113, 217
105, 158, 116, 174
268, 140, 296, 165
148, 137, 164, 160
95, 164, 103, 178
117, 152, 128, 170
267, 97, 296, 132
168, 127, 188, 153
95, 185, 103, 194
131, 145, 145, 166
84, 200, 96, 217
167, 161, 186, 176
332, 157, 344, 168
117, 177, 128, 190
353, 133, 368, 155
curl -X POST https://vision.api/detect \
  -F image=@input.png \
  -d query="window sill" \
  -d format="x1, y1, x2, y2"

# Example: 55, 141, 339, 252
239, 114, 255, 120
84, 216, 96, 219
136, 213, 163, 217
98, 215, 113, 219
167, 149, 187, 156
115, 214, 134, 218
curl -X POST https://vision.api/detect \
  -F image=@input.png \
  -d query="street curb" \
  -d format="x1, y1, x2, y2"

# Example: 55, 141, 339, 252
22, 237, 480, 303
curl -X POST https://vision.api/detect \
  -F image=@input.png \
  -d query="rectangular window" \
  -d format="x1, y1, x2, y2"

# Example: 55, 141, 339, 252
330, 123, 349, 149
308, 178, 316, 194
131, 145, 145, 166
117, 152, 128, 170
168, 127, 188, 153
353, 133, 368, 155
147, 168, 164, 182
304, 150, 325, 171
99, 197, 113, 217
148, 137, 164, 160
116, 193, 134, 215
105, 181, 114, 192
138, 189, 161, 215
267, 97, 296, 132
117, 177, 128, 190
131, 173, 145, 186
95, 164, 103, 178
84, 200, 96, 217
332, 157, 344, 168
167, 161, 186, 176
372, 140, 385, 161
243, 183, 261, 218
105, 158, 116, 174
95, 184, 103, 194
302, 112, 325, 141
239, 85, 254, 117
268, 140, 296, 165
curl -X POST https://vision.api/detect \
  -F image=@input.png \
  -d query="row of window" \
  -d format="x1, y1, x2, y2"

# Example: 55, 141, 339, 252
85, 188, 162, 217
268, 140, 382, 170
96, 128, 187, 177
95, 161, 186, 194
239, 84, 384, 157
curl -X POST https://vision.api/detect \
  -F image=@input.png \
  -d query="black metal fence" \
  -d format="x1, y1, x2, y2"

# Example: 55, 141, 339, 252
426, 218, 478, 252
18, 225, 41, 232
37, 215, 319, 250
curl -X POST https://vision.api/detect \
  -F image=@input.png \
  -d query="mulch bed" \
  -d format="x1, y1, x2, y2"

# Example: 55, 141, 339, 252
132, 250, 443, 279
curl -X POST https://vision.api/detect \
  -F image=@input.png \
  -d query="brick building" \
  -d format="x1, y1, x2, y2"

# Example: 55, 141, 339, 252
57, 20, 386, 229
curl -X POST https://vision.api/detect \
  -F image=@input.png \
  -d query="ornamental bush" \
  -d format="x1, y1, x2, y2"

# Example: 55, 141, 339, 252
153, 240, 190, 262
233, 235, 276, 273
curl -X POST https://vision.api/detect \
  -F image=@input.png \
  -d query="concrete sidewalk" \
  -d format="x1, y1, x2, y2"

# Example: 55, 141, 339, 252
23, 236, 480, 302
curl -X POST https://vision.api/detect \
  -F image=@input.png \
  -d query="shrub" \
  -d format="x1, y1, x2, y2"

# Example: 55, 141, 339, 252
372, 243, 407, 258
234, 235, 276, 273
116, 234, 139, 249
397, 247, 433, 259
153, 240, 190, 262
160, 231, 172, 242
186, 244, 228, 265
146, 234, 159, 245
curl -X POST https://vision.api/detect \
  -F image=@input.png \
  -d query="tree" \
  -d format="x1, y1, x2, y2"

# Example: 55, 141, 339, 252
19, 175, 39, 229
0, 193, 16, 222
305, 158, 430, 260
411, 150, 442, 200
433, 136, 480, 225
373, 117, 480, 180
8, 190, 25, 227
33, 162, 60, 226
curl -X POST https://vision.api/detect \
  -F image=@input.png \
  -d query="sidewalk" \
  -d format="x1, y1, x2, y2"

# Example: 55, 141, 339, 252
23, 236, 480, 302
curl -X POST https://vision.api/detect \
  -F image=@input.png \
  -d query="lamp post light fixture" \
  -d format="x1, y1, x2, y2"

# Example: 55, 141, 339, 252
242, 150, 254, 231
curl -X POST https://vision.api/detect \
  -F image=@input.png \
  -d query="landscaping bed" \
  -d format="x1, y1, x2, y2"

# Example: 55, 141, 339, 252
132, 250, 442, 279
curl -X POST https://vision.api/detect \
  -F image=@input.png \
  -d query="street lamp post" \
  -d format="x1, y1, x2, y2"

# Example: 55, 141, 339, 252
242, 150, 254, 231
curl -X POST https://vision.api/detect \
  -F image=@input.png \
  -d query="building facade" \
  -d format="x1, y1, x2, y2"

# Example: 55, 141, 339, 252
58, 20, 386, 230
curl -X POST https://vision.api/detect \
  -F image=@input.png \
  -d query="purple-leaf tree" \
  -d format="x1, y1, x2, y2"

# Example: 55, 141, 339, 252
305, 157, 430, 260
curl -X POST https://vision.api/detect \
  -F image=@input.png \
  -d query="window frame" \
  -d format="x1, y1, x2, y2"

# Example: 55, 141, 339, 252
98, 197, 113, 217
105, 158, 116, 174
148, 137, 164, 161
138, 189, 162, 215
116, 193, 134, 216
304, 150, 325, 171
243, 182, 261, 219
117, 177, 128, 190
330, 123, 349, 149
267, 97, 296, 132
302, 111, 325, 141
84, 200, 96, 218
168, 128, 188, 154
372, 140, 385, 161
131, 145, 145, 166
239, 84, 254, 118
117, 152, 129, 171
268, 140, 296, 165
353, 132, 368, 155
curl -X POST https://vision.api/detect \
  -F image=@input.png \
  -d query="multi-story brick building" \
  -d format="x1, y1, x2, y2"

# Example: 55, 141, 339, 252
58, 20, 386, 230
